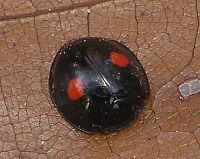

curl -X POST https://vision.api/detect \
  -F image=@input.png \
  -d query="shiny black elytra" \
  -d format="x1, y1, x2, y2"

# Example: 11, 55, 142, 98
49, 37, 150, 134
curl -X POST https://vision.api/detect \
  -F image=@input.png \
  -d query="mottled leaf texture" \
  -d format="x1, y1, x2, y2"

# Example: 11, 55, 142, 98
0, 0, 200, 158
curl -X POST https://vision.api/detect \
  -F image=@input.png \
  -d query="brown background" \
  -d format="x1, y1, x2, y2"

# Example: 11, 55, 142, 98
0, 0, 200, 158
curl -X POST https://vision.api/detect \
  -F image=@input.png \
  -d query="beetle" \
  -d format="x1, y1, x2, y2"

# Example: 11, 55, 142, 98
49, 37, 150, 134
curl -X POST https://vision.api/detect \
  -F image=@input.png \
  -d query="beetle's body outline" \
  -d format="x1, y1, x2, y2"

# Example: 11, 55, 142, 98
49, 37, 150, 134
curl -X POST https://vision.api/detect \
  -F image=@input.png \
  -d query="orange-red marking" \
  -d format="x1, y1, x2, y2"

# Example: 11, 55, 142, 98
110, 52, 129, 67
67, 78, 84, 101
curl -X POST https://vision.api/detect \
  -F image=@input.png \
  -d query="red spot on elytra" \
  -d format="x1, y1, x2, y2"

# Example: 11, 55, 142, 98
110, 52, 129, 67
67, 78, 84, 101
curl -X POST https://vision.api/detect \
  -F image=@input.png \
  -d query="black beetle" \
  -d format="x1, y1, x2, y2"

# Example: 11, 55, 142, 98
49, 37, 150, 134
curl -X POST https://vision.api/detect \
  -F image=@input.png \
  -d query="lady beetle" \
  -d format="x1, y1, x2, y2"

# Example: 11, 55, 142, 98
49, 37, 150, 134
